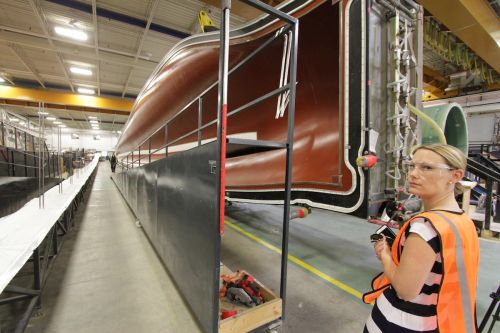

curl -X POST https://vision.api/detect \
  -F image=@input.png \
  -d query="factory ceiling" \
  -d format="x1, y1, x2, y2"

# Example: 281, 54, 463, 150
418, 0, 500, 100
0, 0, 497, 130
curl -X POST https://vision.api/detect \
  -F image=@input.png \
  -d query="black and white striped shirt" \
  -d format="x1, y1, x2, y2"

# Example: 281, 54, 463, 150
365, 218, 442, 332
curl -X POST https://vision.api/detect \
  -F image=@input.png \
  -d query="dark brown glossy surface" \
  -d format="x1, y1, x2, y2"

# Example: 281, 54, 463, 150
117, 1, 349, 192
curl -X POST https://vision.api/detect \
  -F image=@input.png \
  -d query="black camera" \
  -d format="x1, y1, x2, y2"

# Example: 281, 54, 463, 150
370, 225, 397, 247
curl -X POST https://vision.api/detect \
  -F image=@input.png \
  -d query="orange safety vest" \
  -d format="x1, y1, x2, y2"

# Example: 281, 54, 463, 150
363, 210, 480, 333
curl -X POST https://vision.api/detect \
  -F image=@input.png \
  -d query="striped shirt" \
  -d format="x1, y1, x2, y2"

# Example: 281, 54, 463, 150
365, 218, 443, 333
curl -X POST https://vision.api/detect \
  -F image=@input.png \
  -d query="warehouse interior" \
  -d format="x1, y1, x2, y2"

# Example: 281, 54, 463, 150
0, 0, 499, 332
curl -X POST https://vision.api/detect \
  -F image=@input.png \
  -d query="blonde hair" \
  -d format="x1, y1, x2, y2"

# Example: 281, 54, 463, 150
411, 144, 467, 194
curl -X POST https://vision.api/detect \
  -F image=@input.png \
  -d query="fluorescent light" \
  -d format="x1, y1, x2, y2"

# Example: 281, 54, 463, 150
10, 118, 19, 122
53, 121, 62, 124
38, 111, 49, 115
89, 120, 99, 124
117, 131, 122, 134
0, 78, 5, 83
46, 117, 56, 121
88, 116, 98, 119
77, 87, 95, 95
54, 26, 88, 41
70, 67, 92, 76
58, 124, 66, 128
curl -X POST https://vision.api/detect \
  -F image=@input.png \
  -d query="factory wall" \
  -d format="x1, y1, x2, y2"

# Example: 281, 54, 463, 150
46, 130, 119, 152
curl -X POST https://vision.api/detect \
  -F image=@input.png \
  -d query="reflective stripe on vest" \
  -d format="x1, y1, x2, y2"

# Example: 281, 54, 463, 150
432, 211, 474, 333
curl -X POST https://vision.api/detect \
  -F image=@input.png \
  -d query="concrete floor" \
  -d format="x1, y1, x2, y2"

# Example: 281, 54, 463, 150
26, 163, 201, 333
25, 162, 500, 333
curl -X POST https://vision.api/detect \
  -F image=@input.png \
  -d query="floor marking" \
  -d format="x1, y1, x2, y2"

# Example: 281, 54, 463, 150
225, 220, 363, 300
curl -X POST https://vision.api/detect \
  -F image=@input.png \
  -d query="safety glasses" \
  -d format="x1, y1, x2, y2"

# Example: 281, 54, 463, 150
403, 161, 455, 174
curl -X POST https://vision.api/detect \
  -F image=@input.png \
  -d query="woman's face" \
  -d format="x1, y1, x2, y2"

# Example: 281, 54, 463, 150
406, 149, 460, 200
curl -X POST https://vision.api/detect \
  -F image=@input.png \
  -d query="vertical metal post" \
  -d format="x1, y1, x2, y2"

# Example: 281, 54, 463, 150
10, 149, 15, 176
58, 127, 62, 193
14, 127, 18, 149
131, 151, 134, 168
279, 18, 298, 320
198, 97, 203, 146
212, 2, 230, 331
0, 121, 4, 146
496, 182, 500, 223
485, 177, 493, 230
164, 124, 169, 157
52, 225, 58, 255
32, 135, 36, 176
127, 155, 129, 170
217, 0, 230, 236
38, 106, 42, 208
41, 103, 45, 207
24, 132, 28, 176
148, 138, 152, 163
138, 144, 141, 167
33, 248, 41, 307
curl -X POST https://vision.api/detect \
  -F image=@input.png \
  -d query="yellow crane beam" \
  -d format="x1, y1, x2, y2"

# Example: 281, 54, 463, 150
0, 86, 132, 115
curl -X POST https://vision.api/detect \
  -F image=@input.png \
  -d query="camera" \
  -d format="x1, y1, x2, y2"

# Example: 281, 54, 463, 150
370, 225, 396, 246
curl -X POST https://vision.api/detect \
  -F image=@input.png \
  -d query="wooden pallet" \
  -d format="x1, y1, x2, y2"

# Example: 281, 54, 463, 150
219, 265, 282, 333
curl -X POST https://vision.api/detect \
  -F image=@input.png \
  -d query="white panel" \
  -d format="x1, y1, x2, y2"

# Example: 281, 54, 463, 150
98, 19, 142, 54
467, 114, 497, 143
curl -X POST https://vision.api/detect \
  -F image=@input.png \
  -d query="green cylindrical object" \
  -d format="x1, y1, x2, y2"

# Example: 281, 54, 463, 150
421, 103, 468, 155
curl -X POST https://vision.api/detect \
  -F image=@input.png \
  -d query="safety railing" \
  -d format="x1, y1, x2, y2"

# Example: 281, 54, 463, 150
119, 0, 299, 328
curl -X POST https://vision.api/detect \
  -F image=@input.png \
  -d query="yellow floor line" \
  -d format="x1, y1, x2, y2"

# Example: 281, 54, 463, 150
225, 220, 363, 300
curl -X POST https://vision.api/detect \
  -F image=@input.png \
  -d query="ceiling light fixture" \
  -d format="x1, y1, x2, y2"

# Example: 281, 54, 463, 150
77, 87, 95, 95
53, 121, 62, 124
89, 120, 99, 124
38, 111, 49, 115
0, 78, 5, 83
10, 118, 19, 122
46, 117, 56, 121
58, 124, 66, 128
54, 26, 88, 41
88, 116, 98, 119
70, 67, 92, 76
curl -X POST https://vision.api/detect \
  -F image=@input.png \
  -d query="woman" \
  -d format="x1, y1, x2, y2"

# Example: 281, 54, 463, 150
363, 144, 480, 333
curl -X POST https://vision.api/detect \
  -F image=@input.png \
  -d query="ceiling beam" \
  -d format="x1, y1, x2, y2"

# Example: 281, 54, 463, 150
0, 32, 155, 75
423, 65, 450, 92
0, 75, 15, 85
7, 43, 46, 88
0, 85, 133, 112
122, 0, 160, 98
23, 114, 126, 125
3, 68, 143, 92
418, 0, 500, 73
0, 26, 157, 70
27, 0, 75, 92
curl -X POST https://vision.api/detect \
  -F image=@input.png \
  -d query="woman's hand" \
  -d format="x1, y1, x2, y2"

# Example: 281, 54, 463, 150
374, 235, 391, 261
